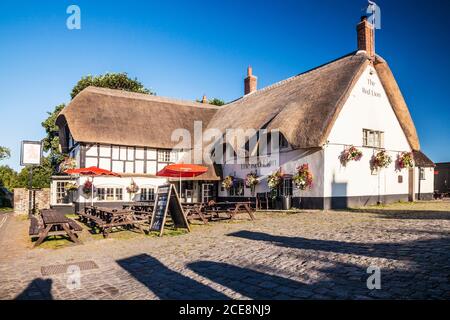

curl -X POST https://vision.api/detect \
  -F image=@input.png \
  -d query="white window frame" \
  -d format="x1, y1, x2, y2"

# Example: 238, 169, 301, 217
363, 129, 384, 148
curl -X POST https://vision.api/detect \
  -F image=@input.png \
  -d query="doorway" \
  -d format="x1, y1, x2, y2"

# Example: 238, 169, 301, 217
202, 183, 214, 203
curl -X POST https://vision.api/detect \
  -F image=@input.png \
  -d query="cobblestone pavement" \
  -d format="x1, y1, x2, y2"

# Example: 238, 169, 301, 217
1, 202, 450, 300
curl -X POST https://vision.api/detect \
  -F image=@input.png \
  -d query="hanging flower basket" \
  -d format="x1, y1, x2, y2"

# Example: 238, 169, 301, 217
222, 176, 234, 190
371, 150, 392, 171
245, 172, 259, 194
82, 180, 95, 195
396, 152, 414, 170
126, 179, 139, 193
293, 163, 314, 190
59, 157, 77, 173
267, 169, 282, 190
339, 146, 363, 166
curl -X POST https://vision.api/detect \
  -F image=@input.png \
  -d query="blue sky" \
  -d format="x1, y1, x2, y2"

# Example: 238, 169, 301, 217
0, 0, 449, 171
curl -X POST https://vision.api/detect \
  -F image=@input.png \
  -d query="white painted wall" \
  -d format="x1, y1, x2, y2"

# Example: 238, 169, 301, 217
218, 148, 325, 198
324, 65, 423, 197
73, 176, 168, 203
415, 167, 434, 195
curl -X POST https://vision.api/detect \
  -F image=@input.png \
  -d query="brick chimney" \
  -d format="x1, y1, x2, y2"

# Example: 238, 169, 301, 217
244, 66, 257, 95
201, 94, 207, 104
356, 16, 375, 59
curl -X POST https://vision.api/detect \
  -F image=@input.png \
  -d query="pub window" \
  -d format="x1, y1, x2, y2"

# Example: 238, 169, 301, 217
56, 182, 71, 204
363, 129, 384, 148
419, 168, 426, 180
97, 187, 123, 201
140, 188, 155, 201
229, 180, 244, 196
158, 150, 171, 162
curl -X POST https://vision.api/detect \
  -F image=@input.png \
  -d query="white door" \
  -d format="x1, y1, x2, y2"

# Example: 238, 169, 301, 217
202, 184, 213, 203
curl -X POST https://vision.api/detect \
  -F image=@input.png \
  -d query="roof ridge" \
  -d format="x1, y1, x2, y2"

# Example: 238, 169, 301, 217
227, 51, 364, 105
81, 86, 220, 110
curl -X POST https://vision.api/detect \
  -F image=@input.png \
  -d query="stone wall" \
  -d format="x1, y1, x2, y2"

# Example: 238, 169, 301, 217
13, 188, 50, 215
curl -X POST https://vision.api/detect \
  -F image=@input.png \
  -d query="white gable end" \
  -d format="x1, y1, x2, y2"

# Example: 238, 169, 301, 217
327, 65, 410, 151
323, 65, 413, 199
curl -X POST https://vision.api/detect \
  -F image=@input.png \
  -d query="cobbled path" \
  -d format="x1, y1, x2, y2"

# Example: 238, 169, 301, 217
1, 204, 449, 300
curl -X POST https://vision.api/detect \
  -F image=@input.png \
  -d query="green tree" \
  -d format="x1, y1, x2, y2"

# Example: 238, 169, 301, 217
0, 165, 18, 191
71, 72, 153, 99
15, 157, 53, 189
196, 97, 225, 106
0, 146, 10, 160
208, 98, 225, 106
42, 104, 66, 173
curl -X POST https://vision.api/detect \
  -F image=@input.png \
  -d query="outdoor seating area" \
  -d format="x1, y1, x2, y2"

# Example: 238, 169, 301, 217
27, 197, 256, 246
79, 206, 147, 238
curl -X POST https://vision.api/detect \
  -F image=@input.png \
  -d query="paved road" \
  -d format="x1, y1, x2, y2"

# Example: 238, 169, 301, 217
1, 206, 449, 300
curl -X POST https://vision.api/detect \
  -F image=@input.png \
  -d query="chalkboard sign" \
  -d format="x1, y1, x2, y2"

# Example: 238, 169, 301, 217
150, 184, 190, 236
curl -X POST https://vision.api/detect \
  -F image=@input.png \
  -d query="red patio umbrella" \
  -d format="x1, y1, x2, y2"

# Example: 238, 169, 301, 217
156, 163, 208, 198
65, 166, 120, 206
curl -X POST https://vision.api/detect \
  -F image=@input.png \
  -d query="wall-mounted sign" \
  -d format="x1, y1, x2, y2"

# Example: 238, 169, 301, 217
150, 184, 190, 236
20, 140, 42, 166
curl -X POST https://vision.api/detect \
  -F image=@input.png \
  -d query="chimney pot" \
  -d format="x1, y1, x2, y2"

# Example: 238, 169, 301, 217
201, 94, 207, 104
244, 66, 257, 95
357, 16, 375, 59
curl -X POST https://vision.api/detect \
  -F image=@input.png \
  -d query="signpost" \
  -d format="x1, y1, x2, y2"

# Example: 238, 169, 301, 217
20, 140, 43, 216
150, 184, 190, 236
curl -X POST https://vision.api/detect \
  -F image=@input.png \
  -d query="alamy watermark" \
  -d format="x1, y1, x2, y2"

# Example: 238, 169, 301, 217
66, 265, 81, 290
66, 5, 81, 30
366, 266, 381, 290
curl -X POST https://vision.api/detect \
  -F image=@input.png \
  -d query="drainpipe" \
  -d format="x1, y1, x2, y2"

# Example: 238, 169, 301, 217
418, 167, 422, 200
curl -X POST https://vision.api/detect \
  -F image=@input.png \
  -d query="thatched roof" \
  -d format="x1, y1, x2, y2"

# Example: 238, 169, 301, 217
56, 86, 219, 150
413, 150, 435, 167
205, 51, 420, 151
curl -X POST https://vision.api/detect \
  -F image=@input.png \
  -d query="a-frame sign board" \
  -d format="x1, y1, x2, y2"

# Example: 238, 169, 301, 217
150, 184, 191, 236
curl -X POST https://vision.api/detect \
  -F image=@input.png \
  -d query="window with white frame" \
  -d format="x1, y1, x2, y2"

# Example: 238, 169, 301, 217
157, 150, 178, 163
419, 168, 426, 180
140, 188, 155, 201
97, 187, 123, 201
363, 129, 384, 148
56, 182, 71, 204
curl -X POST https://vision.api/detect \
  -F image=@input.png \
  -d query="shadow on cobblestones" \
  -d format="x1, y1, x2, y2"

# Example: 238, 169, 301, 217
188, 260, 369, 299
116, 254, 230, 299
346, 209, 450, 220
227, 230, 450, 299
15, 278, 53, 300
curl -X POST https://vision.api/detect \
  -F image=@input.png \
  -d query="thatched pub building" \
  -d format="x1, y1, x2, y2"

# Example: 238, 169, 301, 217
52, 16, 434, 212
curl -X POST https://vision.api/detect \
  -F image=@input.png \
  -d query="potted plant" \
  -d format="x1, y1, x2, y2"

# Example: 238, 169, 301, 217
293, 163, 313, 190
339, 146, 363, 166
65, 182, 78, 202
222, 176, 234, 194
396, 152, 414, 171
126, 179, 139, 201
371, 150, 393, 172
245, 172, 259, 196
82, 180, 95, 197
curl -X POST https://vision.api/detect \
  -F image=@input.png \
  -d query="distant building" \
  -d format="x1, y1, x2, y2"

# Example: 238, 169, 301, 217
53, 15, 434, 211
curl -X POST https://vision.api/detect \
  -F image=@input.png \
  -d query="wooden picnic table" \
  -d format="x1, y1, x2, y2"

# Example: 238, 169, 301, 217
79, 206, 147, 238
122, 203, 154, 213
183, 201, 256, 223
182, 202, 210, 224
31, 210, 82, 247
206, 201, 256, 221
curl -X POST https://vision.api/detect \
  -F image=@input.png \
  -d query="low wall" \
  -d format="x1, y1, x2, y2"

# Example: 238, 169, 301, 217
13, 188, 50, 215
